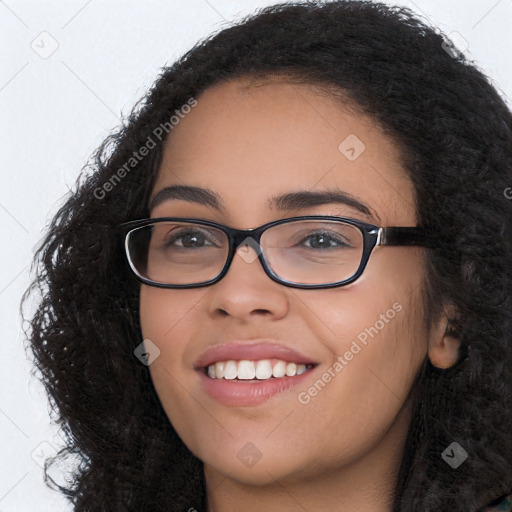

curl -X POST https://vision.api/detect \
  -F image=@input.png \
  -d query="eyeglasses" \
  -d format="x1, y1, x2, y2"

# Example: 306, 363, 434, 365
118, 216, 431, 289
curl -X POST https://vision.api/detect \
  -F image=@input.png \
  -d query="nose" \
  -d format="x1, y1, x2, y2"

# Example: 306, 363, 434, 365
206, 236, 289, 320
234, 235, 263, 265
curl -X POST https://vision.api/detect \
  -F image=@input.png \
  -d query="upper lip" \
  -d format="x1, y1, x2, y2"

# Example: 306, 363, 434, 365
194, 340, 319, 369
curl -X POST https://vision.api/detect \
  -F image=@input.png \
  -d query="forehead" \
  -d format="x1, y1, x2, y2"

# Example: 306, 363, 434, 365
151, 78, 417, 226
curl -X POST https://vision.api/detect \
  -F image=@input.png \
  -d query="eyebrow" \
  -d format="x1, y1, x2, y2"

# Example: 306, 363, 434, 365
148, 185, 379, 221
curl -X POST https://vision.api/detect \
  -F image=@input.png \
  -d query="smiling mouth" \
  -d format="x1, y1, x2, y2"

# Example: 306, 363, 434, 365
203, 359, 317, 380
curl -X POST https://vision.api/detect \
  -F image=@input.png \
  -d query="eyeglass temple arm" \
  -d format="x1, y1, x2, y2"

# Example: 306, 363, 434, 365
377, 227, 432, 247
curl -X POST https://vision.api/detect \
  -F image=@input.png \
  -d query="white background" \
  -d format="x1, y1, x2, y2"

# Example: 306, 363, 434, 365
1, 1, 511, 510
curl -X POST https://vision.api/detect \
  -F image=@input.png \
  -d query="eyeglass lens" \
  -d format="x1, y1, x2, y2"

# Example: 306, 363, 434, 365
127, 220, 365, 286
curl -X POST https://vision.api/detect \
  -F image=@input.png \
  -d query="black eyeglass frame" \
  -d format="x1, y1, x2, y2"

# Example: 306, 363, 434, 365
117, 216, 432, 290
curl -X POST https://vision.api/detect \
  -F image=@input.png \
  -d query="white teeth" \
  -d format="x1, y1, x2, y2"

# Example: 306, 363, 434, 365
205, 359, 314, 380
224, 360, 238, 380
285, 362, 297, 376
238, 360, 256, 380
296, 364, 307, 375
255, 360, 273, 379
272, 360, 286, 378
215, 361, 225, 379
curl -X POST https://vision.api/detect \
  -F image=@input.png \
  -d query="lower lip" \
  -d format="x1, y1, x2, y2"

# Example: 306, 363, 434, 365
196, 367, 315, 407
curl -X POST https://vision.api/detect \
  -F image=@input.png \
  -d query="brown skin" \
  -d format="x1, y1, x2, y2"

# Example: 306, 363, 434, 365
139, 78, 460, 511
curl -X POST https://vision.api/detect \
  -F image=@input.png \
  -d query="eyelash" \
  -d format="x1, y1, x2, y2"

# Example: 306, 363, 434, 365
162, 227, 352, 250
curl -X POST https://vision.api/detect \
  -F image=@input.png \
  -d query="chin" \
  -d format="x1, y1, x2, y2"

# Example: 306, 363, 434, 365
205, 459, 294, 486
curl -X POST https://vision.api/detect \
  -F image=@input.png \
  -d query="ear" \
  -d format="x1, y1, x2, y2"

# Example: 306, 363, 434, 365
427, 304, 462, 369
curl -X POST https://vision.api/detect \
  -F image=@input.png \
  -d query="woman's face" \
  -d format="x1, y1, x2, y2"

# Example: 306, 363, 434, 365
140, 78, 438, 487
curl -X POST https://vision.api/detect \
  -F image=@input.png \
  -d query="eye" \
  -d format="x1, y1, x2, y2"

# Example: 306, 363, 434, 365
298, 230, 352, 250
163, 227, 220, 249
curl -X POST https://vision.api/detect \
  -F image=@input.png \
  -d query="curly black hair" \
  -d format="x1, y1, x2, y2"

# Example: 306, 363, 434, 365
22, 1, 512, 511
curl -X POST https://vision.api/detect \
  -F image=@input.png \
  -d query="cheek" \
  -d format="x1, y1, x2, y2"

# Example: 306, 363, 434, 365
139, 285, 203, 401
295, 250, 427, 416
139, 285, 208, 445
291, 294, 425, 461
139, 285, 205, 344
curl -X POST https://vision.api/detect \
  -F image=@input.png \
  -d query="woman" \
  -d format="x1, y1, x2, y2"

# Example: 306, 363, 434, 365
23, 1, 512, 510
